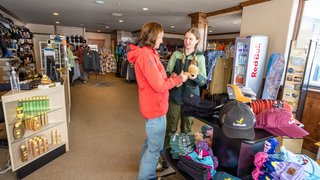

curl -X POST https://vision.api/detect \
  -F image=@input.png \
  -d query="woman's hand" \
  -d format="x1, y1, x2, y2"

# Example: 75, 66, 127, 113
170, 72, 177, 78
179, 70, 188, 82
188, 73, 197, 80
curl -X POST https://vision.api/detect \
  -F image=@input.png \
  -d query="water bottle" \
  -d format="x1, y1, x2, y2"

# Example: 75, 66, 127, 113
10, 67, 20, 93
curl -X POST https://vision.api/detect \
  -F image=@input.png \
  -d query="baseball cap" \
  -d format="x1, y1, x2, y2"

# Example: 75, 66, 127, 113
227, 84, 251, 103
255, 108, 309, 138
219, 100, 256, 140
81, 39, 87, 43
212, 171, 241, 180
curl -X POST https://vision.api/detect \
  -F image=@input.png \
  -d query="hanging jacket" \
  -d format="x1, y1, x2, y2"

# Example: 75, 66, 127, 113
83, 51, 100, 73
127, 44, 183, 119
166, 50, 207, 105
76, 45, 90, 63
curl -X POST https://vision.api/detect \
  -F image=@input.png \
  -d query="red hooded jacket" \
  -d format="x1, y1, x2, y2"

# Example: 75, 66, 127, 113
128, 44, 183, 119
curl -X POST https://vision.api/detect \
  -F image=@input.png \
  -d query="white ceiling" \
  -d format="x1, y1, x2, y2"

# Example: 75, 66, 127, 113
0, 0, 246, 34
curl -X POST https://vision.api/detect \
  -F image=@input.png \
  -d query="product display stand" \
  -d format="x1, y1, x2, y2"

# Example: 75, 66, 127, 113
93, 73, 108, 86
281, 40, 317, 121
160, 117, 276, 179
2, 80, 69, 179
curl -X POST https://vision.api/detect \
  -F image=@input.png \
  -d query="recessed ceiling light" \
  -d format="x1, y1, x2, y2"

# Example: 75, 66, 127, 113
116, 3, 121, 5
209, 30, 212, 33
95, 1, 105, 4
231, 22, 238, 24
55, 21, 60, 24
105, 26, 109, 28
119, 20, 123, 22
143, 8, 148, 11
111, 13, 123, 17
171, 26, 174, 28
53, 13, 59, 16
98, 30, 100, 32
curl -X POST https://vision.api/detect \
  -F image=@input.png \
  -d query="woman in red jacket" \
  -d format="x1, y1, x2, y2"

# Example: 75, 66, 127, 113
128, 21, 187, 180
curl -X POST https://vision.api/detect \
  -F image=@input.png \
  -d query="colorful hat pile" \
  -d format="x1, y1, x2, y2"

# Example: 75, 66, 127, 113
250, 99, 293, 115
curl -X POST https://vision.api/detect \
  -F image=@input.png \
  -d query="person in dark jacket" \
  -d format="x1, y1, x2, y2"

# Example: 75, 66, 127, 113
162, 27, 207, 167
76, 39, 90, 84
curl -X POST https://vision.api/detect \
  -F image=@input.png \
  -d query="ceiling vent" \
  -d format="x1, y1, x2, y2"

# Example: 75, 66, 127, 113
111, 13, 124, 17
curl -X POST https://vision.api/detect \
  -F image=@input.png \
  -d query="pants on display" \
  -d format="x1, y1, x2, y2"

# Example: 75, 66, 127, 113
79, 63, 89, 81
138, 115, 166, 180
164, 101, 194, 149
69, 67, 74, 84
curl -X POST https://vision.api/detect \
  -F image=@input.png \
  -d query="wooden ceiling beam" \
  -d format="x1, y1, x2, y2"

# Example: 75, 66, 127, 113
206, 6, 242, 17
240, 0, 272, 8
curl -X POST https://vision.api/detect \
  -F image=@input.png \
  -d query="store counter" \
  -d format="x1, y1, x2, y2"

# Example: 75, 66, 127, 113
161, 116, 277, 179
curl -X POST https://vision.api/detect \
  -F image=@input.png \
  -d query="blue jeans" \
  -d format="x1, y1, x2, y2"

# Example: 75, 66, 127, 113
138, 115, 166, 180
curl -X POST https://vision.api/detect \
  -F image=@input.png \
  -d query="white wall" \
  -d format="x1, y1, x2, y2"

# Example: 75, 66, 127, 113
26, 23, 54, 34
0, 10, 25, 26
85, 32, 111, 48
240, 0, 299, 78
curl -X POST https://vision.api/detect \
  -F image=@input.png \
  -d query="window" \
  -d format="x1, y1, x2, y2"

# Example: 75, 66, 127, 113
298, 0, 320, 87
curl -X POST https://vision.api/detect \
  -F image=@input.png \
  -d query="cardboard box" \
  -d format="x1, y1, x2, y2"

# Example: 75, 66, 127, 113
0, 122, 7, 140
275, 136, 303, 154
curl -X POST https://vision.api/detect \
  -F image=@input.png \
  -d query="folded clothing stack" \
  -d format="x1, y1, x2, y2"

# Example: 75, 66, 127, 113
250, 99, 293, 115
170, 133, 196, 159
252, 151, 305, 180
182, 93, 218, 117
269, 146, 320, 180
196, 141, 218, 170
212, 171, 241, 180
178, 150, 216, 180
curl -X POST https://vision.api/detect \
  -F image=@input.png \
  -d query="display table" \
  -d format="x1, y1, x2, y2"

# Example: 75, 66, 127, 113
160, 116, 277, 179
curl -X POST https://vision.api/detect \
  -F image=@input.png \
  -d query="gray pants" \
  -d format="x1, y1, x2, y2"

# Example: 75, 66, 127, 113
79, 63, 89, 82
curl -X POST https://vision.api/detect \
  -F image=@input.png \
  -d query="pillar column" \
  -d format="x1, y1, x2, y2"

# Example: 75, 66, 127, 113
188, 12, 208, 52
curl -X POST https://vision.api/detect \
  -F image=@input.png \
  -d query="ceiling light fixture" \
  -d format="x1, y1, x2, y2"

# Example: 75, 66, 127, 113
143, 8, 148, 11
231, 22, 238, 24
95, 1, 105, 4
116, 3, 121, 5
98, 30, 100, 32
111, 13, 124, 17
55, 21, 60, 24
106, 26, 109, 28
119, 20, 123, 22
171, 26, 174, 28
53, 13, 59, 16
209, 30, 212, 33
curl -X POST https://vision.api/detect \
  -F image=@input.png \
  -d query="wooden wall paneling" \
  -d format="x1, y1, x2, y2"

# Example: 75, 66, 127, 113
188, 12, 208, 52
301, 90, 320, 153
88, 39, 105, 52
163, 39, 183, 46
292, 0, 306, 40
207, 38, 236, 44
